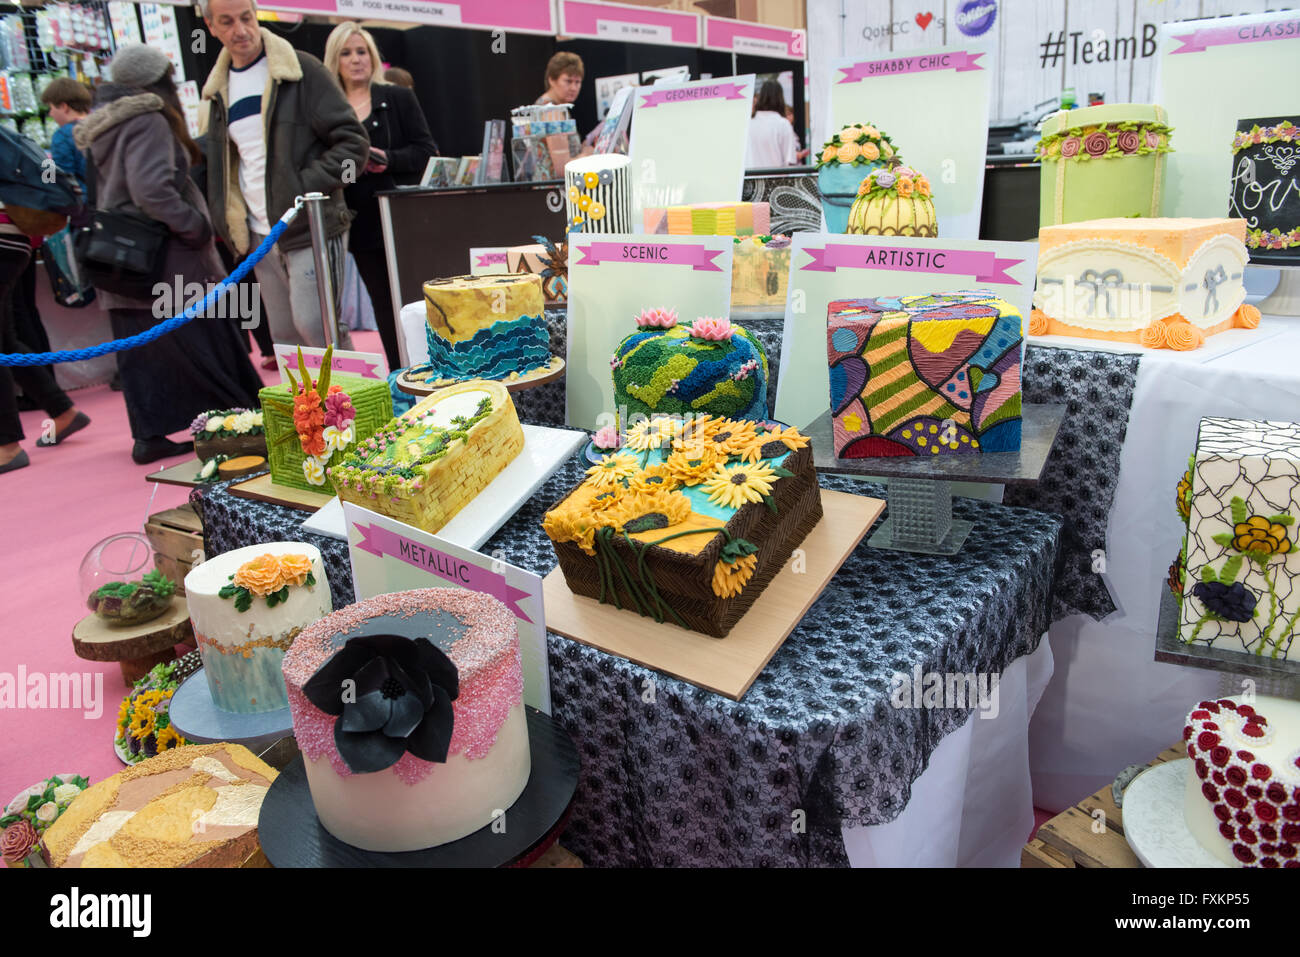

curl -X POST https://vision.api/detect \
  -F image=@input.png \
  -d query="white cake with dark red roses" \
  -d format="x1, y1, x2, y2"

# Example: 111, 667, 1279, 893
1183, 695, 1300, 867
281, 588, 530, 852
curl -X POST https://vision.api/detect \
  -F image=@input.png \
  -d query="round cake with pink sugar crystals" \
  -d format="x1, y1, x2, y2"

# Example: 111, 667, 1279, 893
282, 587, 529, 852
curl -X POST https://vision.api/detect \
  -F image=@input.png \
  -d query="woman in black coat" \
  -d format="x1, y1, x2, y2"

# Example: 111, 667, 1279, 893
325, 24, 437, 370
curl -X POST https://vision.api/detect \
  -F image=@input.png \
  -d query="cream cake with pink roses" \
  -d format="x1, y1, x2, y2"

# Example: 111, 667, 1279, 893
281, 588, 530, 852
1183, 695, 1300, 868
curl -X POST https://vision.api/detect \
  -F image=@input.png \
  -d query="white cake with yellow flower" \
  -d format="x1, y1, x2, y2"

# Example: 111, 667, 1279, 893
543, 414, 822, 637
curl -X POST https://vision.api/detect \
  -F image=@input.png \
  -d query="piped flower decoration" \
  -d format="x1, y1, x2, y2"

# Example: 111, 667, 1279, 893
302, 634, 460, 773
1232, 516, 1291, 556
592, 425, 621, 450
690, 316, 732, 341
1190, 581, 1258, 623
636, 307, 678, 329
585, 452, 640, 488
711, 539, 759, 599
701, 461, 779, 509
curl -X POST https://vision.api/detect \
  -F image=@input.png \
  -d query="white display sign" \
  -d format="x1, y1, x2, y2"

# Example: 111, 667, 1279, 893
468, 247, 509, 275
344, 502, 551, 714
138, 3, 186, 82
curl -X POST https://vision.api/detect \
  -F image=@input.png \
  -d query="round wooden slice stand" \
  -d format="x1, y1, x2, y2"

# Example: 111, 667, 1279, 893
394, 357, 565, 398
72, 596, 194, 683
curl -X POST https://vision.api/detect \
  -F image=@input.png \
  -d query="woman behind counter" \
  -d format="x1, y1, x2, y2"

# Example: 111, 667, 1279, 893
325, 23, 437, 371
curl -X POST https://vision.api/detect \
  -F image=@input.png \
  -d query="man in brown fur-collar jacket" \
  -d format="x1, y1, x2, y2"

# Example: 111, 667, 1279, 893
200, 0, 368, 349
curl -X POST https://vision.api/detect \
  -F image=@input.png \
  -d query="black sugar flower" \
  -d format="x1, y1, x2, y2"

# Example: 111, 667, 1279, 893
1191, 581, 1258, 623
302, 634, 459, 773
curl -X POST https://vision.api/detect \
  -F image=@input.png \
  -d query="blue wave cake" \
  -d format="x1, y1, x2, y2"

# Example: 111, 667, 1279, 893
411, 273, 553, 384
612, 309, 768, 424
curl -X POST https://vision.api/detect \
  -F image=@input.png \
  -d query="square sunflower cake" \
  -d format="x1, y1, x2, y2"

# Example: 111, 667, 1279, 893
543, 415, 822, 638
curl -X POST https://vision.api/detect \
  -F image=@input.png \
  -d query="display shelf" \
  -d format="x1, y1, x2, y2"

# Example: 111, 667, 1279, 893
1153, 587, 1300, 693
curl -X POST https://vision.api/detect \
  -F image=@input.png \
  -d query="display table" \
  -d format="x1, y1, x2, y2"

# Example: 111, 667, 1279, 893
1027, 314, 1300, 812
195, 452, 1063, 866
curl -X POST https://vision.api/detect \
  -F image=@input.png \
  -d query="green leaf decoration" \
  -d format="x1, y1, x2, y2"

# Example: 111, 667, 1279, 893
317, 345, 334, 399
218, 583, 240, 599
296, 347, 312, 397
234, 590, 252, 613
1248, 550, 1271, 567
306, 572, 316, 587
771, 466, 794, 479
1268, 514, 1294, 526
265, 591, 279, 608
763, 493, 778, 515
1212, 533, 1235, 548
276, 585, 290, 603
720, 538, 760, 565
1200, 566, 1217, 583
0, 814, 19, 827
1219, 556, 1243, 584
1230, 496, 1248, 526
26, 795, 41, 811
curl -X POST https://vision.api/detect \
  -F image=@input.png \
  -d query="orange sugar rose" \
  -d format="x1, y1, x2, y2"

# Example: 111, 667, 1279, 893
277, 554, 313, 587
233, 554, 285, 596
1165, 321, 1203, 351
1235, 304, 1261, 329
1139, 321, 1169, 349
1028, 309, 1049, 337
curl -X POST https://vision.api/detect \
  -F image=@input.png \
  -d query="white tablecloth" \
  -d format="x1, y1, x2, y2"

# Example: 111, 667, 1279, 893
845, 638, 1054, 866
1030, 314, 1300, 812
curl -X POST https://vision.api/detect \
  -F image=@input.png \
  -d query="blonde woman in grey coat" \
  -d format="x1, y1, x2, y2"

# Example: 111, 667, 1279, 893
77, 44, 262, 464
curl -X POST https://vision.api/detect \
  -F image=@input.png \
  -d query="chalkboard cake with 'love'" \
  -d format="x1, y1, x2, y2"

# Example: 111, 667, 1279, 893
282, 588, 530, 852
1229, 116, 1300, 264
829, 290, 1023, 458
612, 310, 768, 425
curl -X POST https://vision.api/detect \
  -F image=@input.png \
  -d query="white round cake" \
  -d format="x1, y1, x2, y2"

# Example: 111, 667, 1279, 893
1182, 694, 1300, 868
185, 542, 332, 714
281, 588, 531, 852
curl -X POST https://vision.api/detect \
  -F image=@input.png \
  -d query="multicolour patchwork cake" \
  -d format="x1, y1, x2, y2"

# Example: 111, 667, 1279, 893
829, 291, 1023, 458
258, 349, 393, 492
612, 310, 768, 425
543, 415, 821, 637
411, 274, 553, 384
41, 744, 277, 868
1030, 218, 1261, 349
731, 235, 791, 309
330, 380, 525, 534
1174, 417, 1299, 662
846, 160, 937, 237
1182, 695, 1300, 868
282, 588, 530, 852
642, 202, 771, 236
185, 543, 333, 714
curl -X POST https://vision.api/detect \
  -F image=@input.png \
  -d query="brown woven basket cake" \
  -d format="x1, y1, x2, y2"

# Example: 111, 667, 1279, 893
548, 443, 823, 638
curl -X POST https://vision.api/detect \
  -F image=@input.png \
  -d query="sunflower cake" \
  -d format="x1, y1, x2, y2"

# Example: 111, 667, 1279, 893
543, 415, 822, 637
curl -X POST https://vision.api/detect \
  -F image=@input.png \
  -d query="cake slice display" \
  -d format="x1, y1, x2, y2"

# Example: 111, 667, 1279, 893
41, 744, 277, 868
185, 543, 333, 714
543, 415, 822, 637
1030, 217, 1261, 348
612, 310, 768, 424
413, 273, 552, 383
281, 588, 531, 852
828, 290, 1023, 458
330, 380, 525, 534
1182, 695, 1300, 868
1176, 417, 1300, 662
258, 348, 393, 493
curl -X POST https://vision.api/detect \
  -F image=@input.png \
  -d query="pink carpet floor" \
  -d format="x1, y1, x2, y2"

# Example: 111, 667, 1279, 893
1, 326, 1055, 850
0, 331, 382, 803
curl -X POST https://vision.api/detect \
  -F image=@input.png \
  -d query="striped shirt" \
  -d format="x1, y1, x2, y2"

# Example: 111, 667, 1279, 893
228, 51, 270, 235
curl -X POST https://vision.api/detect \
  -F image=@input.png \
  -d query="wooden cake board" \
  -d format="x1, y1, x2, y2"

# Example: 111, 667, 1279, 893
395, 357, 566, 398
227, 473, 335, 513
72, 595, 194, 683
541, 489, 885, 701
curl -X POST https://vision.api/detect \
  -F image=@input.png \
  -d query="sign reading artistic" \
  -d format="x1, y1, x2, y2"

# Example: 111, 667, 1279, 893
800, 243, 1021, 284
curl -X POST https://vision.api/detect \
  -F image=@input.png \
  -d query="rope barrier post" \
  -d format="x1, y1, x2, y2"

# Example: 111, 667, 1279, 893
301, 191, 337, 348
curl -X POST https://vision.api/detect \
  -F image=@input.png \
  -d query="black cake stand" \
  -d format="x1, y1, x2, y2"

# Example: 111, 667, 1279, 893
257, 706, 580, 867
803, 403, 1066, 555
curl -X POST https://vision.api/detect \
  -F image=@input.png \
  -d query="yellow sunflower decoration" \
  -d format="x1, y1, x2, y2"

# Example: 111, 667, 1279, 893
701, 419, 759, 458
737, 424, 810, 464
664, 444, 720, 486
627, 463, 680, 494
701, 461, 778, 509
617, 489, 692, 533
673, 414, 725, 449
624, 418, 678, 452
1233, 516, 1292, 555
712, 553, 757, 599
585, 452, 640, 488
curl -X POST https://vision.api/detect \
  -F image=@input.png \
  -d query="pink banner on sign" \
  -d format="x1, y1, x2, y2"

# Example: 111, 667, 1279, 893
1169, 18, 1300, 54
475, 252, 507, 267
576, 242, 723, 271
354, 523, 534, 623
838, 51, 984, 83
562, 0, 700, 45
703, 16, 805, 59
801, 244, 1022, 285
276, 349, 384, 379
260, 0, 553, 31
639, 82, 749, 109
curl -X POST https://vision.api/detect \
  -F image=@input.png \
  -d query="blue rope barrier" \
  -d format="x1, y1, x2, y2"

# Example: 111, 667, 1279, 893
0, 217, 290, 367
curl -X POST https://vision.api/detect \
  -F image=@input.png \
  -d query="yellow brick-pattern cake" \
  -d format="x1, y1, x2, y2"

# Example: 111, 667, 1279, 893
329, 380, 525, 533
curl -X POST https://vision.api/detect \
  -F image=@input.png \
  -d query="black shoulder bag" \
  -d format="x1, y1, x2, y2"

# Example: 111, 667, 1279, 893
73, 154, 182, 300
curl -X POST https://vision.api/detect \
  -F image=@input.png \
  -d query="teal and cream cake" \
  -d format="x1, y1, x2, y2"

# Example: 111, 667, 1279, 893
410, 273, 553, 383
612, 310, 768, 424
185, 543, 333, 714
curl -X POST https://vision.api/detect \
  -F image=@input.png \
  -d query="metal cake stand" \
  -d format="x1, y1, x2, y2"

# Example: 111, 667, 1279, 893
802, 403, 1067, 555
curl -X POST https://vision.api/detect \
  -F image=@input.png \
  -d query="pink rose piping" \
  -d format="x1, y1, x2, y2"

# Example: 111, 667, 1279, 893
1084, 131, 1110, 157
1116, 130, 1140, 154
1060, 136, 1081, 158
593, 425, 621, 450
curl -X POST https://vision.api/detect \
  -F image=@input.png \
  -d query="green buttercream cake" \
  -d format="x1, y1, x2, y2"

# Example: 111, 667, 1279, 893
259, 372, 393, 493
1036, 103, 1173, 228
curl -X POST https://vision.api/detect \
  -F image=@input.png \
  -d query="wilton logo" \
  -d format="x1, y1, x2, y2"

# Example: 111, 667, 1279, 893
890, 666, 1000, 719
0, 667, 103, 719
50, 888, 151, 937
955, 0, 997, 38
